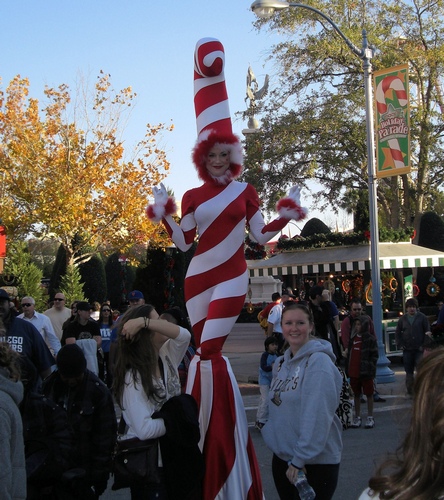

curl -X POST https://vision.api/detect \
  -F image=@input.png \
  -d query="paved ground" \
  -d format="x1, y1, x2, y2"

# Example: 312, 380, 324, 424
104, 322, 411, 500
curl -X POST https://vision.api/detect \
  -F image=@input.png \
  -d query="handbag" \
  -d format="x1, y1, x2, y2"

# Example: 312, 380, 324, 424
335, 365, 353, 430
112, 416, 160, 491
303, 355, 353, 430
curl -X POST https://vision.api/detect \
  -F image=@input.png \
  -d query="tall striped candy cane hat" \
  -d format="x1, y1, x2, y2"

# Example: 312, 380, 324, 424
192, 38, 243, 183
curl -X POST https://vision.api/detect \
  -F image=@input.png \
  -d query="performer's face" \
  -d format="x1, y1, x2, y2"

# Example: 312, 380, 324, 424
206, 144, 231, 178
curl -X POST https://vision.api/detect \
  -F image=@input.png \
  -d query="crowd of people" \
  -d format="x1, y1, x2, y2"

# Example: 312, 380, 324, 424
1, 281, 444, 499
0, 287, 201, 499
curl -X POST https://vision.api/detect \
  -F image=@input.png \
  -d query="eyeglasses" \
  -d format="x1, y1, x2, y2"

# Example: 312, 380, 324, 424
54, 298, 65, 302
21, 303, 33, 307
102, 309, 111, 312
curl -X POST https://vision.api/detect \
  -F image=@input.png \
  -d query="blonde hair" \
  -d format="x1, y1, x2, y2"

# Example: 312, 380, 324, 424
368, 348, 444, 499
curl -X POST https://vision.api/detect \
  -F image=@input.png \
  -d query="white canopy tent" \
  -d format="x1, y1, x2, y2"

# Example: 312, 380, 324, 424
248, 242, 444, 278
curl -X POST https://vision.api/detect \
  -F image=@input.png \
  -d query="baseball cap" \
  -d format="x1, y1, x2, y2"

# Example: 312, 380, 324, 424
128, 290, 144, 301
0, 289, 10, 300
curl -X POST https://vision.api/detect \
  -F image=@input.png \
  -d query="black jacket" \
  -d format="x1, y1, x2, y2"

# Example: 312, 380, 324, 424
21, 391, 74, 485
153, 393, 204, 500
42, 369, 117, 485
346, 331, 378, 379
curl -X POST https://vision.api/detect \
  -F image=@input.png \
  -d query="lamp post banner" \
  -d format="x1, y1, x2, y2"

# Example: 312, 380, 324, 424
374, 63, 410, 178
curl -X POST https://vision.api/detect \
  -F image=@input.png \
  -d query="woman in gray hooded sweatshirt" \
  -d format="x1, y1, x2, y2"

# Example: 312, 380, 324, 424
0, 341, 26, 500
262, 303, 343, 500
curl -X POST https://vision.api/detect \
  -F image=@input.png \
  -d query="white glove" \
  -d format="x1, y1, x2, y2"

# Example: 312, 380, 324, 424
287, 185, 302, 207
146, 182, 177, 223
276, 185, 308, 221
152, 183, 169, 206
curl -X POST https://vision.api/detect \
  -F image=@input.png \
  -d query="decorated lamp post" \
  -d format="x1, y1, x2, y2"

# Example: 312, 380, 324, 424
251, 0, 395, 382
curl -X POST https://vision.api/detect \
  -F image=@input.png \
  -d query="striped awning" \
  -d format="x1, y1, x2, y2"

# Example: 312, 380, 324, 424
248, 242, 444, 278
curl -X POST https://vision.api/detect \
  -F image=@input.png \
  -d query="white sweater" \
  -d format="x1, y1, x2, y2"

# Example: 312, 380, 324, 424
122, 327, 191, 440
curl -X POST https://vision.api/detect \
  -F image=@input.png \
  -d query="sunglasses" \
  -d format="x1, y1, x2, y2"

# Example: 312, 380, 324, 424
21, 303, 33, 307
54, 298, 65, 302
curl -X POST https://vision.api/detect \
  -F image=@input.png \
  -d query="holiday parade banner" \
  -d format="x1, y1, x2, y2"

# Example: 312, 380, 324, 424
374, 64, 410, 178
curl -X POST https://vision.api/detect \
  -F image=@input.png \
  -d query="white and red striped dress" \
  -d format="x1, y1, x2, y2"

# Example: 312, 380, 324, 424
162, 179, 290, 499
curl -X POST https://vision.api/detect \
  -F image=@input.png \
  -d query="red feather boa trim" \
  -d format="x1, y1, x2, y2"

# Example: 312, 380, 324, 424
146, 197, 177, 222
276, 198, 308, 221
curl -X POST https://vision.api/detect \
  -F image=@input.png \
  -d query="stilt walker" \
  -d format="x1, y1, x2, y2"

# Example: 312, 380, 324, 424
146, 37, 308, 500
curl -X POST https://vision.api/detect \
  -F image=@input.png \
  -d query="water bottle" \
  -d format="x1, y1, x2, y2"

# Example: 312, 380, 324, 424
293, 469, 316, 500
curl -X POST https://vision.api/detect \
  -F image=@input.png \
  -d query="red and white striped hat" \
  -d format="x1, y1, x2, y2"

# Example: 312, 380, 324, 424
192, 37, 243, 182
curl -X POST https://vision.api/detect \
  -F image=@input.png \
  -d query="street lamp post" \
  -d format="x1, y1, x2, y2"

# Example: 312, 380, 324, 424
251, 0, 395, 382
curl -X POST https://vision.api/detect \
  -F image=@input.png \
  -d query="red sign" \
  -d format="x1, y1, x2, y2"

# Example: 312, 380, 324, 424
0, 226, 6, 258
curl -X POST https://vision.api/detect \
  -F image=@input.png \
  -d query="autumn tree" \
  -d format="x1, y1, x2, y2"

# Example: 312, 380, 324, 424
246, 0, 444, 228
0, 72, 172, 265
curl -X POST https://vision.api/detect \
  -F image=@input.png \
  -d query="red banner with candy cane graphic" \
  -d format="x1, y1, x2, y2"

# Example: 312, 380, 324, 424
374, 64, 410, 178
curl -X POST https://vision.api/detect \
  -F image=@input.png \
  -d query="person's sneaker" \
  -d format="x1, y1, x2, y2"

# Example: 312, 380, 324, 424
365, 416, 375, 429
350, 416, 362, 428
255, 421, 264, 430
373, 394, 386, 402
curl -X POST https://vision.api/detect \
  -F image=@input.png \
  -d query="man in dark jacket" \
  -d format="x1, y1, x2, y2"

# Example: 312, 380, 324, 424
20, 360, 74, 499
396, 298, 432, 395
42, 344, 116, 498
308, 286, 341, 361
0, 289, 54, 390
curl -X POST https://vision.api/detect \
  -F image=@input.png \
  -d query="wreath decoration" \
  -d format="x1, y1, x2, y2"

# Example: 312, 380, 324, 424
413, 284, 420, 297
342, 280, 351, 293
365, 282, 373, 304
389, 277, 398, 292
427, 283, 440, 297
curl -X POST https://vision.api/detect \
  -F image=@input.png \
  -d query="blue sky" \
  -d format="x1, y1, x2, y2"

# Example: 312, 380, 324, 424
2, 1, 349, 231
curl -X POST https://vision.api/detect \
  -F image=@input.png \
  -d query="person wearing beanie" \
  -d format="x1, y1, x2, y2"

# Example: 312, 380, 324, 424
42, 344, 116, 498
145, 37, 308, 499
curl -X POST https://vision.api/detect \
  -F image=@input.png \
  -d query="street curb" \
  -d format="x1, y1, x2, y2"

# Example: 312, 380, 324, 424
236, 374, 258, 384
